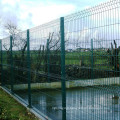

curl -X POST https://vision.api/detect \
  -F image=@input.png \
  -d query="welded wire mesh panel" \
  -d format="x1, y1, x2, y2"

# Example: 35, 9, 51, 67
12, 31, 27, 83
11, 31, 28, 103
64, 0, 120, 119
30, 19, 61, 83
1, 0, 120, 120
2, 37, 11, 89
93, 39, 120, 78
29, 19, 63, 119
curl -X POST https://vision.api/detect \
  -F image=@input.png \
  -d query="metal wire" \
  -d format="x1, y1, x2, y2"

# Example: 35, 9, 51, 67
1, 0, 120, 120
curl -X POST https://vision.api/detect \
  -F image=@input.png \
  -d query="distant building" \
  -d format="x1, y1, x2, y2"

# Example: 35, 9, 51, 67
76, 48, 90, 52
67, 49, 73, 52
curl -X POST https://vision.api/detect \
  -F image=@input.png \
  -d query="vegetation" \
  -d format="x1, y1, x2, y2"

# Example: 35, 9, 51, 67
1, 46, 120, 83
1, 29, 120, 83
0, 88, 39, 120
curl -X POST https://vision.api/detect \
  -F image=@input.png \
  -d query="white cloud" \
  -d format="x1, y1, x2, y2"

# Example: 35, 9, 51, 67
30, 4, 75, 26
0, 0, 76, 32
1, 0, 20, 6
0, 0, 110, 39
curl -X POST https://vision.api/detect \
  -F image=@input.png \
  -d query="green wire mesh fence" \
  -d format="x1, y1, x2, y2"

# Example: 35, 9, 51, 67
2, 37, 11, 88
64, 0, 120, 119
0, 0, 120, 120
29, 18, 64, 119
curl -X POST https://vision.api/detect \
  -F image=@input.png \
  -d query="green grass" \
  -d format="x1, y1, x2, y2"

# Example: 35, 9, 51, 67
65, 51, 109, 65
1, 50, 120, 70
0, 88, 39, 120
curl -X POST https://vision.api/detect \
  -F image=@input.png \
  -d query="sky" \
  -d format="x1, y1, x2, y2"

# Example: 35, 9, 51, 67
1, 0, 120, 50
0, 0, 110, 32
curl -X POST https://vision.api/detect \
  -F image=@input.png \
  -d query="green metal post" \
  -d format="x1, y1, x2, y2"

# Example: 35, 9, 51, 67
10, 36, 14, 93
0, 40, 3, 86
27, 30, 32, 108
47, 39, 50, 82
91, 39, 94, 79
60, 17, 66, 120
27, 29, 32, 108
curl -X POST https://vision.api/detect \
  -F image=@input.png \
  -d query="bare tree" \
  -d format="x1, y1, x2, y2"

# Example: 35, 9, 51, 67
31, 32, 63, 82
4, 19, 20, 35
2, 20, 28, 83
3, 19, 27, 50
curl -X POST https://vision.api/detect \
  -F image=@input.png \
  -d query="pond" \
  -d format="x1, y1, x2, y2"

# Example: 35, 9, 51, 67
16, 86, 120, 120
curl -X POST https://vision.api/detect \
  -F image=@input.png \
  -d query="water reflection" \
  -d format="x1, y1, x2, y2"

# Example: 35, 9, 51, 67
17, 87, 120, 120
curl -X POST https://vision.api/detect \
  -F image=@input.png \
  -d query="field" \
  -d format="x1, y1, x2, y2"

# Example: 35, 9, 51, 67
1, 49, 120, 83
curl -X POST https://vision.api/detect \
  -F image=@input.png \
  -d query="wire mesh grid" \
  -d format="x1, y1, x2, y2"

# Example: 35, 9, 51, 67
0, 0, 120, 120
64, 0, 120, 119
30, 18, 61, 82
12, 31, 29, 101
2, 37, 11, 89
29, 19, 64, 119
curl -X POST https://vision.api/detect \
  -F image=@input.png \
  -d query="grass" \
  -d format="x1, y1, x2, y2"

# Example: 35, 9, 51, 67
65, 51, 110, 67
0, 88, 39, 120
1, 50, 120, 70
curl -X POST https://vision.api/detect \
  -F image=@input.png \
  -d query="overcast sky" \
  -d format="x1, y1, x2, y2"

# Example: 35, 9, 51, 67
0, 0, 111, 39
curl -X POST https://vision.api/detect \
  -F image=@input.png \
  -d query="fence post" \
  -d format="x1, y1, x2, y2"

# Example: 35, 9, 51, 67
47, 39, 50, 82
0, 40, 3, 86
27, 29, 32, 108
60, 17, 66, 120
91, 39, 94, 79
10, 36, 14, 93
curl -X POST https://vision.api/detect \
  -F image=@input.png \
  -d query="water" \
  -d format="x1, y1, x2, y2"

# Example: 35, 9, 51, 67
17, 86, 120, 120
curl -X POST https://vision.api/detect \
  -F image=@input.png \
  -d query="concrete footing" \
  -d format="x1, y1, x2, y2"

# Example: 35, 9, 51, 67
13, 77, 120, 90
